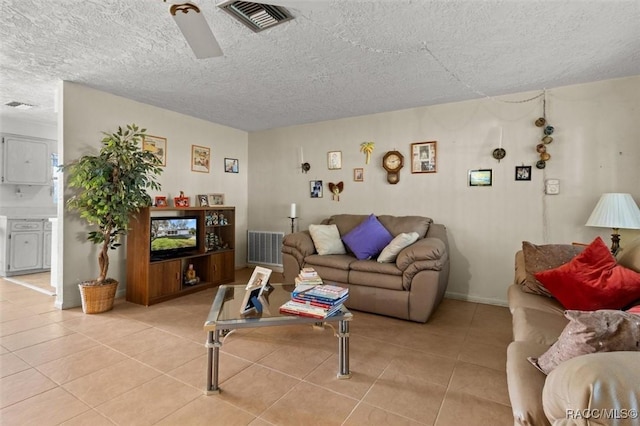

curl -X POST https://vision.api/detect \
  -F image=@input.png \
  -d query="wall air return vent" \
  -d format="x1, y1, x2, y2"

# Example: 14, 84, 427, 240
218, 1, 293, 32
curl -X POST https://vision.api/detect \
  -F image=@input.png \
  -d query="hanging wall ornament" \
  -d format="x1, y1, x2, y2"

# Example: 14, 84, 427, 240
492, 127, 506, 162
328, 181, 343, 201
535, 90, 556, 169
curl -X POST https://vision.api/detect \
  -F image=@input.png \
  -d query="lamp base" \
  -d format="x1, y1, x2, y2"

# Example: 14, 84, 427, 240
610, 228, 620, 256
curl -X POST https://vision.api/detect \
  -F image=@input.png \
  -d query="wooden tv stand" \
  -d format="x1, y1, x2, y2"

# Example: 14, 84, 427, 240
126, 206, 235, 306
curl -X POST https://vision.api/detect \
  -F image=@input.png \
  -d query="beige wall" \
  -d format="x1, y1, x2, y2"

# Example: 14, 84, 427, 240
247, 76, 640, 305
58, 82, 248, 308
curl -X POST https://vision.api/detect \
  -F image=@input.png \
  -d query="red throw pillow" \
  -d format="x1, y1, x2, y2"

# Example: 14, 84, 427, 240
534, 237, 640, 310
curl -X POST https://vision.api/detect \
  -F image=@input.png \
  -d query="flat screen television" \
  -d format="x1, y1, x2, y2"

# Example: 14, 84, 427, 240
150, 216, 199, 261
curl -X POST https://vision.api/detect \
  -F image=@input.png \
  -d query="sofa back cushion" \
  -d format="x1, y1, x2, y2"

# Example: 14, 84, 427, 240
324, 214, 432, 238
618, 236, 640, 273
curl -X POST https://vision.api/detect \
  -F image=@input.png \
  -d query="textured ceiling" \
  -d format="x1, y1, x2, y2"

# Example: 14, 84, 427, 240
1, 0, 639, 132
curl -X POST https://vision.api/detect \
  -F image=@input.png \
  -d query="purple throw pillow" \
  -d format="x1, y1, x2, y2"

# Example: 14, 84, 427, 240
341, 214, 393, 260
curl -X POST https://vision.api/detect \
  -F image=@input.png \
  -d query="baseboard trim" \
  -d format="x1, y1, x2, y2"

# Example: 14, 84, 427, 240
445, 291, 508, 307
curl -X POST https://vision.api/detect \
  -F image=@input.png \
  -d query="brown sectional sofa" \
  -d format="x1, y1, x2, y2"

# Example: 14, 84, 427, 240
507, 243, 640, 425
281, 214, 449, 322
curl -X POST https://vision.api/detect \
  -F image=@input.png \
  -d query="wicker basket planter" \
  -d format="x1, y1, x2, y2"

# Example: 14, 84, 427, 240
78, 280, 118, 314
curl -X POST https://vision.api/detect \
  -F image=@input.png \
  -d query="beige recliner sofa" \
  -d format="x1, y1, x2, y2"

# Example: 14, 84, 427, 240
506, 244, 640, 426
281, 214, 449, 323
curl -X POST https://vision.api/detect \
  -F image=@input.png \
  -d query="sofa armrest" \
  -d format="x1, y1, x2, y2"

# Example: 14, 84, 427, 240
282, 231, 316, 266
396, 237, 446, 271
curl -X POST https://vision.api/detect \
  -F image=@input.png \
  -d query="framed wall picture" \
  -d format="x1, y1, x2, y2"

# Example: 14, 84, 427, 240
469, 169, 493, 186
353, 168, 364, 182
411, 141, 437, 173
142, 135, 167, 167
191, 145, 210, 173
515, 165, 532, 181
310, 180, 323, 198
208, 193, 225, 205
327, 151, 342, 170
224, 158, 239, 173
197, 194, 209, 207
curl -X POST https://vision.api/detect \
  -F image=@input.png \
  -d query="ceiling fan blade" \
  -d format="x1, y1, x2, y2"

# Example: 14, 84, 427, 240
170, 3, 223, 59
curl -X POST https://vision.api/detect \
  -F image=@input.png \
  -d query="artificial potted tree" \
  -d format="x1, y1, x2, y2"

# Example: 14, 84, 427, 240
63, 124, 162, 313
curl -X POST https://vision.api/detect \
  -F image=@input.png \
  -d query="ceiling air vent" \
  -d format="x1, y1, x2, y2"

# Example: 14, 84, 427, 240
218, 1, 293, 32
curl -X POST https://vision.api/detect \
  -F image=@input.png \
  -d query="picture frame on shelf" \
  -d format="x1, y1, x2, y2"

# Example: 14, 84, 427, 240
191, 145, 210, 173
154, 196, 168, 207
142, 135, 167, 167
468, 169, 493, 186
310, 180, 323, 198
515, 165, 532, 181
327, 151, 342, 170
353, 168, 364, 182
208, 193, 225, 206
197, 194, 209, 207
411, 141, 437, 173
224, 158, 239, 173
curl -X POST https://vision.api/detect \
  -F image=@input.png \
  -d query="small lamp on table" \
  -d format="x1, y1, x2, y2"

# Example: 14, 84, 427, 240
585, 193, 640, 255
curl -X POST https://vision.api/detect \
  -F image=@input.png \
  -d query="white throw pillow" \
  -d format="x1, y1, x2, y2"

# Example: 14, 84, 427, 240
309, 224, 346, 255
377, 232, 419, 263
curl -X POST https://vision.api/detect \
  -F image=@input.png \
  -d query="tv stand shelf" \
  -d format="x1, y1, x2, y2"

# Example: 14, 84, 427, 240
126, 206, 235, 306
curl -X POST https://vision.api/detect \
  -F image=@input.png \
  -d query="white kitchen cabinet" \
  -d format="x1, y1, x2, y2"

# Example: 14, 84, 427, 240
0, 217, 52, 276
1, 134, 51, 185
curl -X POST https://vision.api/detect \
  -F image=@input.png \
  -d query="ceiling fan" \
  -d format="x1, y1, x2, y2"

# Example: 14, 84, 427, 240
166, 0, 327, 59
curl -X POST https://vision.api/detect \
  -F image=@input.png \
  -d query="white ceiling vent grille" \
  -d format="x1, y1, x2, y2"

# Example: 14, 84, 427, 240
218, 1, 293, 32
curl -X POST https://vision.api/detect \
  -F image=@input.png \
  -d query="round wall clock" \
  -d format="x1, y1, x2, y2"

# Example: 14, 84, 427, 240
382, 150, 404, 184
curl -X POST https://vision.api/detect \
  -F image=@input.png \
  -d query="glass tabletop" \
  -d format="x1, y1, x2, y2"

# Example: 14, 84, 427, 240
203, 283, 352, 331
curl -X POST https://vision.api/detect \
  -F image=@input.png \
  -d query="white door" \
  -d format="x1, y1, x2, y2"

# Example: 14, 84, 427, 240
10, 232, 42, 271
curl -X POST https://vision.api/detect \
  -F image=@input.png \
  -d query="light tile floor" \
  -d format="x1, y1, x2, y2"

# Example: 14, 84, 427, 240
0, 269, 514, 425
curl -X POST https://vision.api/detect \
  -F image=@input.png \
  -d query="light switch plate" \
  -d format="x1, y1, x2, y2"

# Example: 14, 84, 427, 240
545, 179, 560, 195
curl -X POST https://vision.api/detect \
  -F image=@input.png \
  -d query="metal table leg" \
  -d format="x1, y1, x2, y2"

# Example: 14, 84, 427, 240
206, 329, 221, 394
337, 319, 351, 379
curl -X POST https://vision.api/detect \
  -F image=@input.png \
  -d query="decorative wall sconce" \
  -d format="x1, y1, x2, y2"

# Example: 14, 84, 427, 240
301, 162, 311, 173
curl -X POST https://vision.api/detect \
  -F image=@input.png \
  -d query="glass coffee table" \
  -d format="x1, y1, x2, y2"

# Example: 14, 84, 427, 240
203, 283, 353, 394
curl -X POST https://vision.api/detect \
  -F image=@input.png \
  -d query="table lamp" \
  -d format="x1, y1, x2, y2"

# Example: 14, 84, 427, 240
585, 193, 640, 255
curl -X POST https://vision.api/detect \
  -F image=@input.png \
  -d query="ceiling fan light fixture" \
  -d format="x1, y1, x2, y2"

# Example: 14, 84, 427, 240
170, 3, 223, 58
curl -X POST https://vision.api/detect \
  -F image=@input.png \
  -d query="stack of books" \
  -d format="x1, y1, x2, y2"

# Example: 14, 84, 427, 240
294, 267, 323, 286
279, 283, 349, 319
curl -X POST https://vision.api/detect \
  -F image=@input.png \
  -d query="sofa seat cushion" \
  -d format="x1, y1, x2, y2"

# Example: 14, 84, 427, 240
507, 341, 551, 426
511, 306, 568, 345
350, 259, 402, 275
507, 284, 565, 316
304, 254, 355, 271
542, 351, 640, 425
348, 260, 404, 291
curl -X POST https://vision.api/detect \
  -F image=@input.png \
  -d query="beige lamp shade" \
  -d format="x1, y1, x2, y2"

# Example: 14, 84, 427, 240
585, 193, 640, 229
